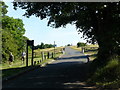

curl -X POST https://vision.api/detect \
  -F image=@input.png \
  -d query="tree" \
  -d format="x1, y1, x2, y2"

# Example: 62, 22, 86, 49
67, 44, 71, 46
13, 2, 120, 63
0, 1, 8, 17
2, 16, 27, 59
2, 29, 17, 61
1, 1, 28, 62
77, 42, 86, 48
34, 43, 54, 50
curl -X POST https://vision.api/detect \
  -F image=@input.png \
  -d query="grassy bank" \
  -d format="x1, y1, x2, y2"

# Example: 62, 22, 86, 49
70, 45, 120, 89
70, 45, 98, 61
88, 56, 120, 89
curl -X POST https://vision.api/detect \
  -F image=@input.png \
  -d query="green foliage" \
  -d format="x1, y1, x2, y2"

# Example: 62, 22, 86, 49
2, 16, 28, 62
1, 2, 28, 62
2, 29, 18, 61
67, 44, 71, 46
89, 56, 120, 88
77, 42, 86, 47
0, 1, 8, 16
34, 42, 54, 49
13, 2, 120, 62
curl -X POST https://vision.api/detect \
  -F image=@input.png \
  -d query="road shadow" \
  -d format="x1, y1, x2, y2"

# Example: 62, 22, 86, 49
2, 52, 96, 89
85, 49, 98, 52
2, 65, 39, 82
32, 62, 96, 89
2, 61, 97, 89
57, 55, 87, 60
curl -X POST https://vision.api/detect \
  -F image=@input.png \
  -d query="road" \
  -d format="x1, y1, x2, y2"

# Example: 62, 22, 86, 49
2, 47, 96, 89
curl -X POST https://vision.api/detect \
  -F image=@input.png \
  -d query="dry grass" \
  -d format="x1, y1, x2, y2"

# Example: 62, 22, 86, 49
70, 45, 98, 61
70, 46, 82, 51
85, 44, 99, 48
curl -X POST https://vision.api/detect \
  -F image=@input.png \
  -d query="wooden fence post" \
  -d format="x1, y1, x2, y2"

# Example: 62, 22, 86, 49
26, 40, 28, 67
31, 40, 34, 66
47, 52, 50, 59
44, 55, 47, 60
41, 52, 44, 61
34, 61, 36, 65
52, 52, 54, 58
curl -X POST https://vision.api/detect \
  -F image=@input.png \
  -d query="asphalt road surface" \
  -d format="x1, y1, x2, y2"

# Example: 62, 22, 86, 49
2, 47, 96, 89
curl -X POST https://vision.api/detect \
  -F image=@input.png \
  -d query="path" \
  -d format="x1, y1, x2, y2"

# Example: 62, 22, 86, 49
2, 47, 96, 89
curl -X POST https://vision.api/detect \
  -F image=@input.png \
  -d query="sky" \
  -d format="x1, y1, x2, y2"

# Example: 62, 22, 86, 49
4, 1, 86, 47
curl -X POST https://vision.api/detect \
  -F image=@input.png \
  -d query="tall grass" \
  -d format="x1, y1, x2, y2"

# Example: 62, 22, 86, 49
88, 56, 120, 89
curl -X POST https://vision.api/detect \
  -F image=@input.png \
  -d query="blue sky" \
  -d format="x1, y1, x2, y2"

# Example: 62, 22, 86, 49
5, 1, 86, 47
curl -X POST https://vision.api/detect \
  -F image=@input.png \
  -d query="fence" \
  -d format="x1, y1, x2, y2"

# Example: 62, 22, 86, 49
81, 47, 98, 63
33, 47, 64, 65
81, 47, 98, 53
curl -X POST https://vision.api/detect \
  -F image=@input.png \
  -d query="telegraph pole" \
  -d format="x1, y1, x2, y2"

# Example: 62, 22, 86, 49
54, 41, 55, 58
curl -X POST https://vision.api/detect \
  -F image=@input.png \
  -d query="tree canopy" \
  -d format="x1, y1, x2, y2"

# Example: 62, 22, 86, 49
13, 2, 120, 63
0, 1, 8, 16
2, 15, 28, 61
77, 42, 86, 48
34, 42, 55, 50
1, 1, 28, 62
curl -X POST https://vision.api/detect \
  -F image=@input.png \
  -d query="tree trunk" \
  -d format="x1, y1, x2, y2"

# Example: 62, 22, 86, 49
91, 5, 119, 64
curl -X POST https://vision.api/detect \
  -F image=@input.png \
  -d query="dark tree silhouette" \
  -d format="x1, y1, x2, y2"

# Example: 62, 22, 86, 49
13, 2, 120, 63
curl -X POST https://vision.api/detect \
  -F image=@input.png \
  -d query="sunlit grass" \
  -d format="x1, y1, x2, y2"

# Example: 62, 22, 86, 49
85, 44, 99, 47
70, 46, 82, 51
70, 45, 98, 61
1, 47, 64, 78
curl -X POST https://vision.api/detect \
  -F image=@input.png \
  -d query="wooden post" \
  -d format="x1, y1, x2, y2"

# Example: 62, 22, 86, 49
34, 61, 36, 65
37, 61, 39, 64
47, 52, 50, 59
26, 40, 29, 67
52, 52, 54, 58
41, 52, 44, 61
26, 40, 34, 67
31, 40, 34, 66
44, 55, 46, 60
40, 60, 41, 63
54, 41, 55, 58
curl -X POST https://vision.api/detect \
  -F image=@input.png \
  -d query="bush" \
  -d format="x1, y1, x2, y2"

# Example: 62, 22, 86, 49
77, 42, 86, 48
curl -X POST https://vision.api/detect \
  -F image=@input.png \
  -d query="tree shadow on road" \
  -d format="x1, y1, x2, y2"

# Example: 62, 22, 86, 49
2, 60, 97, 89
26, 61, 97, 89
57, 56, 87, 60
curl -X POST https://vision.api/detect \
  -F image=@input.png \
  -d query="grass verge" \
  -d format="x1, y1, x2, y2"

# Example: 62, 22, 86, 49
1, 49, 63, 78
70, 45, 98, 61
88, 56, 120, 89
71, 45, 120, 89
